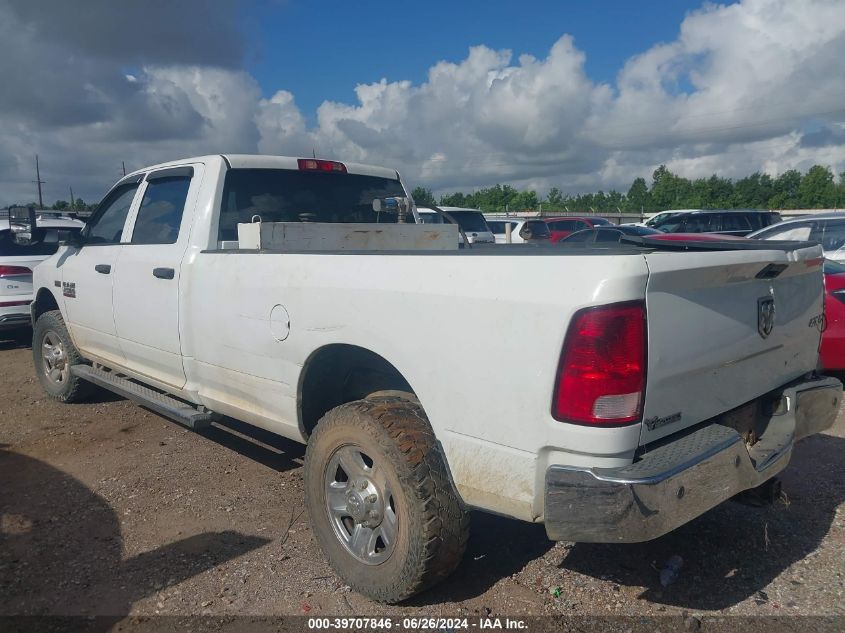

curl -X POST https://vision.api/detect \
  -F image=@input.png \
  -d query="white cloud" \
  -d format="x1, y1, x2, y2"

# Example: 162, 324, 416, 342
2, 0, 845, 206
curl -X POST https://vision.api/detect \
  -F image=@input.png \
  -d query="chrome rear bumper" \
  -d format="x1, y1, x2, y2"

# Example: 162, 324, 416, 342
544, 375, 841, 542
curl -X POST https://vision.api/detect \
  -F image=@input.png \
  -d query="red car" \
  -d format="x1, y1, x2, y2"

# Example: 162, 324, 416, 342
822, 259, 845, 370
542, 216, 613, 243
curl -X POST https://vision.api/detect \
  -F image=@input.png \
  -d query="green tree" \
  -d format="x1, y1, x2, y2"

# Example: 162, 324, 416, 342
52, 200, 69, 210
798, 165, 836, 208
625, 177, 650, 212
411, 186, 436, 206
546, 187, 563, 206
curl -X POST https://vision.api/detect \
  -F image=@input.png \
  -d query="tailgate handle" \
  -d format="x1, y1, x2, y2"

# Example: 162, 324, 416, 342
756, 263, 788, 279
94, 264, 111, 274
153, 267, 175, 280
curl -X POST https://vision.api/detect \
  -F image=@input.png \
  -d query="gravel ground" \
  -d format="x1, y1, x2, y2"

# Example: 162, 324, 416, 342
1, 327, 844, 621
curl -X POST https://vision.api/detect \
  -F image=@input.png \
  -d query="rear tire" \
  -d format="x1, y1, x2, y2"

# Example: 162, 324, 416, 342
304, 396, 469, 603
32, 310, 93, 403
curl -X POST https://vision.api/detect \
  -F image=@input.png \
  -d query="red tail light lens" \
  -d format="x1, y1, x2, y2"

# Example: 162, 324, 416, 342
297, 159, 347, 173
0, 265, 32, 277
553, 301, 646, 425
0, 300, 32, 307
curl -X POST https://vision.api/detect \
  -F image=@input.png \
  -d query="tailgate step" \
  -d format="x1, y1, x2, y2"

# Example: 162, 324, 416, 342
71, 365, 214, 430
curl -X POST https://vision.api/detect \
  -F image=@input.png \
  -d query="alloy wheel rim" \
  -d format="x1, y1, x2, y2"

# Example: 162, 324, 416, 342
324, 444, 398, 565
42, 332, 69, 385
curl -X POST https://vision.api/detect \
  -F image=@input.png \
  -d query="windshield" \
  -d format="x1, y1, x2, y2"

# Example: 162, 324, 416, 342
218, 168, 407, 241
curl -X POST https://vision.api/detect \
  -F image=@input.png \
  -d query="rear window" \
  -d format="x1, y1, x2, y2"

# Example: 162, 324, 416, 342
0, 228, 80, 256
218, 168, 406, 242
521, 221, 550, 239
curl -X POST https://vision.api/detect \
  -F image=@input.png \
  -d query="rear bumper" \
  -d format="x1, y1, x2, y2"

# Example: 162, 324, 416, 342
544, 375, 842, 543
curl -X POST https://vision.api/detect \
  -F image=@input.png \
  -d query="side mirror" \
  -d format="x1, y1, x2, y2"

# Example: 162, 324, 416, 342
58, 230, 83, 248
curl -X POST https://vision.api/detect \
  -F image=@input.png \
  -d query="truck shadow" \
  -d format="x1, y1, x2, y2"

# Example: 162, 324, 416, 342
0, 448, 270, 620
408, 511, 553, 605
559, 432, 845, 610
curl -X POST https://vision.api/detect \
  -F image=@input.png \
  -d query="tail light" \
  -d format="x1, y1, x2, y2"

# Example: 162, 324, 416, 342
553, 301, 646, 425
0, 265, 32, 277
297, 159, 347, 173
0, 300, 32, 307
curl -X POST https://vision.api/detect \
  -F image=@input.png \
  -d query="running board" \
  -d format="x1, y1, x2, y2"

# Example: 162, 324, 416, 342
71, 365, 214, 430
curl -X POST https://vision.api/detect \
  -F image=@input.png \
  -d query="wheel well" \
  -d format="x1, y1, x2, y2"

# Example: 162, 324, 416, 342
299, 344, 415, 437
32, 288, 59, 322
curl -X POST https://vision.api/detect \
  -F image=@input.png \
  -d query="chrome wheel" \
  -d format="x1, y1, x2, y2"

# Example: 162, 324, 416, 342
325, 444, 398, 565
41, 331, 69, 386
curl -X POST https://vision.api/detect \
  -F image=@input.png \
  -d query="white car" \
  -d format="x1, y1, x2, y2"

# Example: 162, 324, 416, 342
417, 206, 495, 244
483, 216, 527, 243
29, 154, 840, 603
747, 213, 845, 262
0, 212, 85, 330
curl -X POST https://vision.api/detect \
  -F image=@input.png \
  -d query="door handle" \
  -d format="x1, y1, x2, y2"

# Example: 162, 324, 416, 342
94, 264, 111, 274
153, 267, 175, 280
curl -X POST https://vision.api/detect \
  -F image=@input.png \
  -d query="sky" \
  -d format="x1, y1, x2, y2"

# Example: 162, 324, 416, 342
1, 0, 844, 206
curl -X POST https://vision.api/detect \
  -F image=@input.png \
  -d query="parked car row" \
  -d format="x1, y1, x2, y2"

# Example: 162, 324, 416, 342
0, 211, 85, 330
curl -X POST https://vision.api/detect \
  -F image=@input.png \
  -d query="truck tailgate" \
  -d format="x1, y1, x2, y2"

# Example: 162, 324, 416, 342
640, 244, 825, 445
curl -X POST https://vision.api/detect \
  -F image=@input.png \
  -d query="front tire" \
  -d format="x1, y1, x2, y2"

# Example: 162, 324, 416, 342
32, 310, 93, 402
304, 397, 470, 603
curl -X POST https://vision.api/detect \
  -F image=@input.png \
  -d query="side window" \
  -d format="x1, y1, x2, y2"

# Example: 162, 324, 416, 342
719, 214, 752, 232
131, 174, 192, 245
820, 221, 845, 251
758, 222, 814, 241
85, 183, 140, 245
594, 229, 623, 243
681, 215, 712, 233
565, 230, 594, 243
550, 220, 578, 231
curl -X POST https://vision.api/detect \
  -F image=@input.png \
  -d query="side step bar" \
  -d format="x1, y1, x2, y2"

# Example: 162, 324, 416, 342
71, 365, 214, 430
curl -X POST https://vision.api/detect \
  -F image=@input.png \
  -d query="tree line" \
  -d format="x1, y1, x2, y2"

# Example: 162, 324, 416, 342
412, 164, 845, 214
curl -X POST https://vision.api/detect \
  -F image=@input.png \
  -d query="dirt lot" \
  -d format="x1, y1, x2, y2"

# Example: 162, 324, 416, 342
1, 328, 844, 620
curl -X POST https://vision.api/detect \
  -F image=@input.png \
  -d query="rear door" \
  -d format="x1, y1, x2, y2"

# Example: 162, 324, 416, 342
639, 243, 824, 444
112, 165, 201, 388
61, 178, 142, 366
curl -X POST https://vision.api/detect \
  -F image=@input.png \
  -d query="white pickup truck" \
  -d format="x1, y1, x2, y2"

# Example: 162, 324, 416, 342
30, 155, 841, 602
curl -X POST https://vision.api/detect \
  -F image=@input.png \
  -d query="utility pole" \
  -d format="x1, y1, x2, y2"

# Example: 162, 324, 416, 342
69, 186, 75, 211
122, 161, 127, 176
33, 155, 46, 209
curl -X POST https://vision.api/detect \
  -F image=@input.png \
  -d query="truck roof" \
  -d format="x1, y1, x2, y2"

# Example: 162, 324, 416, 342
125, 154, 400, 181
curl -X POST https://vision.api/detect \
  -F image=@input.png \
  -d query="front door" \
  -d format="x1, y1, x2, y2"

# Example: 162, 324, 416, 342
112, 165, 200, 388
60, 178, 142, 366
